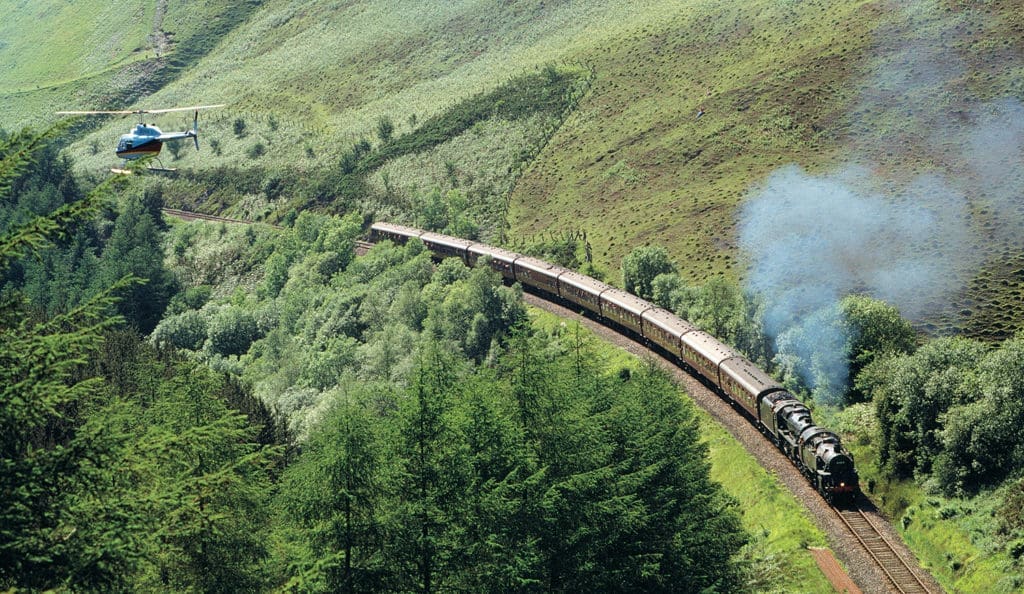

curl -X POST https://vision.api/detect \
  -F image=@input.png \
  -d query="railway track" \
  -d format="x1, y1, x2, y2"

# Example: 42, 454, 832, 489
836, 505, 935, 594
354, 240, 374, 256
161, 208, 281, 228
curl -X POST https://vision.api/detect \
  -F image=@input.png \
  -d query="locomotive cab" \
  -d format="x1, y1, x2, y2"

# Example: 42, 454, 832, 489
759, 391, 797, 436
777, 401, 814, 454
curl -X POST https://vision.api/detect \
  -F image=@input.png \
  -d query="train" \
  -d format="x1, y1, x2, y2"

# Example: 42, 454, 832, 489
368, 222, 859, 504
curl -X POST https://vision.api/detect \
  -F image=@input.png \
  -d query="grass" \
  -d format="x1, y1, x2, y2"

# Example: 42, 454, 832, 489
508, 0, 874, 281
0, 0, 153, 93
529, 308, 834, 592
831, 403, 1024, 593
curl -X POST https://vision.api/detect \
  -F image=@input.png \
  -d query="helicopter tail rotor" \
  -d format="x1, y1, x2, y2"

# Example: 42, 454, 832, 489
192, 110, 200, 151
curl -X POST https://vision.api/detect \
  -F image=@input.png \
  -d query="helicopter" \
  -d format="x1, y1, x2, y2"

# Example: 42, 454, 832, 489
56, 104, 225, 173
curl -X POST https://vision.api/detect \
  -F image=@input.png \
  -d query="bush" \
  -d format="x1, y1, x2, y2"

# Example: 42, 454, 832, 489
376, 115, 394, 143
151, 310, 208, 351
207, 306, 259, 356
622, 245, 676, 300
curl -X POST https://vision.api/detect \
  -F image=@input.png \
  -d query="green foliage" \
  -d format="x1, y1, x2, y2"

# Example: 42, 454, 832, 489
207, 305, 260, 356
933, 336, 1024, 495
867, 337, 984, 480
151, 308, 208, 350
622, 245, 676, 300
162, 211, 747, 589
769, 295, 918, 405
273, 330, 746, 592
360, 67, 584, 173
249, 142, 267, 158
0, 281, 134, 590
275, 388, 391, 592
93, 195, 175, 332
72, 333, 284, 592
423, 262, 526, 361
839, 294, 917, 403
1, 127, 281, 592
376, 115, 395, 143
865, 333, 1024, 495
411, 187, 479, 238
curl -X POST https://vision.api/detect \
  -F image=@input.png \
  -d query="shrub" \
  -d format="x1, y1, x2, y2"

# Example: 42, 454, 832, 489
152, 310, 208, 351
207, 306, 259, 356
376, 115, 394, 143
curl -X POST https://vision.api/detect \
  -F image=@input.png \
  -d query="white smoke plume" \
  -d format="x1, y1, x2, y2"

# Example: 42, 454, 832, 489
738, 2, 1024, 402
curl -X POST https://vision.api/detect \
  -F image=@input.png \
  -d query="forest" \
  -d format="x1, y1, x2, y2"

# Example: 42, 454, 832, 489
8, 122, 1024, 593
1, 128, 749, 592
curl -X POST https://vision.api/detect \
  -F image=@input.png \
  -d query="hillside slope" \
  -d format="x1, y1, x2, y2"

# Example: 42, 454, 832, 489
46, 0, 675, 173
4, 0, 1023, 336
508, 0, 1024, 338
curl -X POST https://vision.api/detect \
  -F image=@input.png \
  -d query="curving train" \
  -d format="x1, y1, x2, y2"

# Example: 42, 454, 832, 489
369, 222, 859, 504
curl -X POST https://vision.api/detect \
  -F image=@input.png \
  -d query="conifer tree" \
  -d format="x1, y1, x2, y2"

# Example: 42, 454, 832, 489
385, 345, 471, 593
276, 391, 389, 592
0, 125, 140, 590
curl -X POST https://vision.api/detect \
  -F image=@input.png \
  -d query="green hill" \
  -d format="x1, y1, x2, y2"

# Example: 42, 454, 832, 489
2, 0, 1022, 338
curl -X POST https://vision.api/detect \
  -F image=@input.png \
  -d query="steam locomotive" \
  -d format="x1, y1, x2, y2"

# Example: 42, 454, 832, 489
369, 222, 859, 504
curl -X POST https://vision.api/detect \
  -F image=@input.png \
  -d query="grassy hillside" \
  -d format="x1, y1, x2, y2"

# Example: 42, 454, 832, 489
508, 0, 1024, 339
0, 0, 152, 127
44, 0, 667, 173
0, 0, 261, 128
0, 0, 153, 93
4, 0, 1023, 339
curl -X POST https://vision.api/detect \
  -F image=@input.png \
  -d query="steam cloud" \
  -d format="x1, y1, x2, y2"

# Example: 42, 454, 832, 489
738, 3, 1024, 401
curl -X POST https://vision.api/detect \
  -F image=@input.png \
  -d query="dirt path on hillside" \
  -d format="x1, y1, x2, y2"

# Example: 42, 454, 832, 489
151, 0, 170, 57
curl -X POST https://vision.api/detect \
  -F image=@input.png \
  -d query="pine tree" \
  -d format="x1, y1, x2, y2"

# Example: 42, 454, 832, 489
385, 345, 471, 593
276, 391, 389, 592
94, 196, 174, 333
0, 125, 141, 590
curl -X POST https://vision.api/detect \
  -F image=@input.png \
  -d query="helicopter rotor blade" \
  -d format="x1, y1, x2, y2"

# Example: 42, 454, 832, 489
56, 104, 225, 116
138, 104, 226, 114
56, 110, 138, 115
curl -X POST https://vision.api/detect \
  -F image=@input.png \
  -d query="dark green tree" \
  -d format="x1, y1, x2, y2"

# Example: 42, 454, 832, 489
93, 196, 174, 332
384, 346, 471, 593
276, 391, 389, 592
0, 125, 143, 591
866, 337, 983, 479
934, 335, 1024, 494
839, 294, 917, 404
424, 262, 525, 361
126, 363, 280, 592
452, 369, 543, 592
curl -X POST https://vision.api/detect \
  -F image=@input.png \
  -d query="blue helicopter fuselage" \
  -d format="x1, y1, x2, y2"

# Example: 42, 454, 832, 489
116, 123, 195, 160
116, 124, 164, 160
